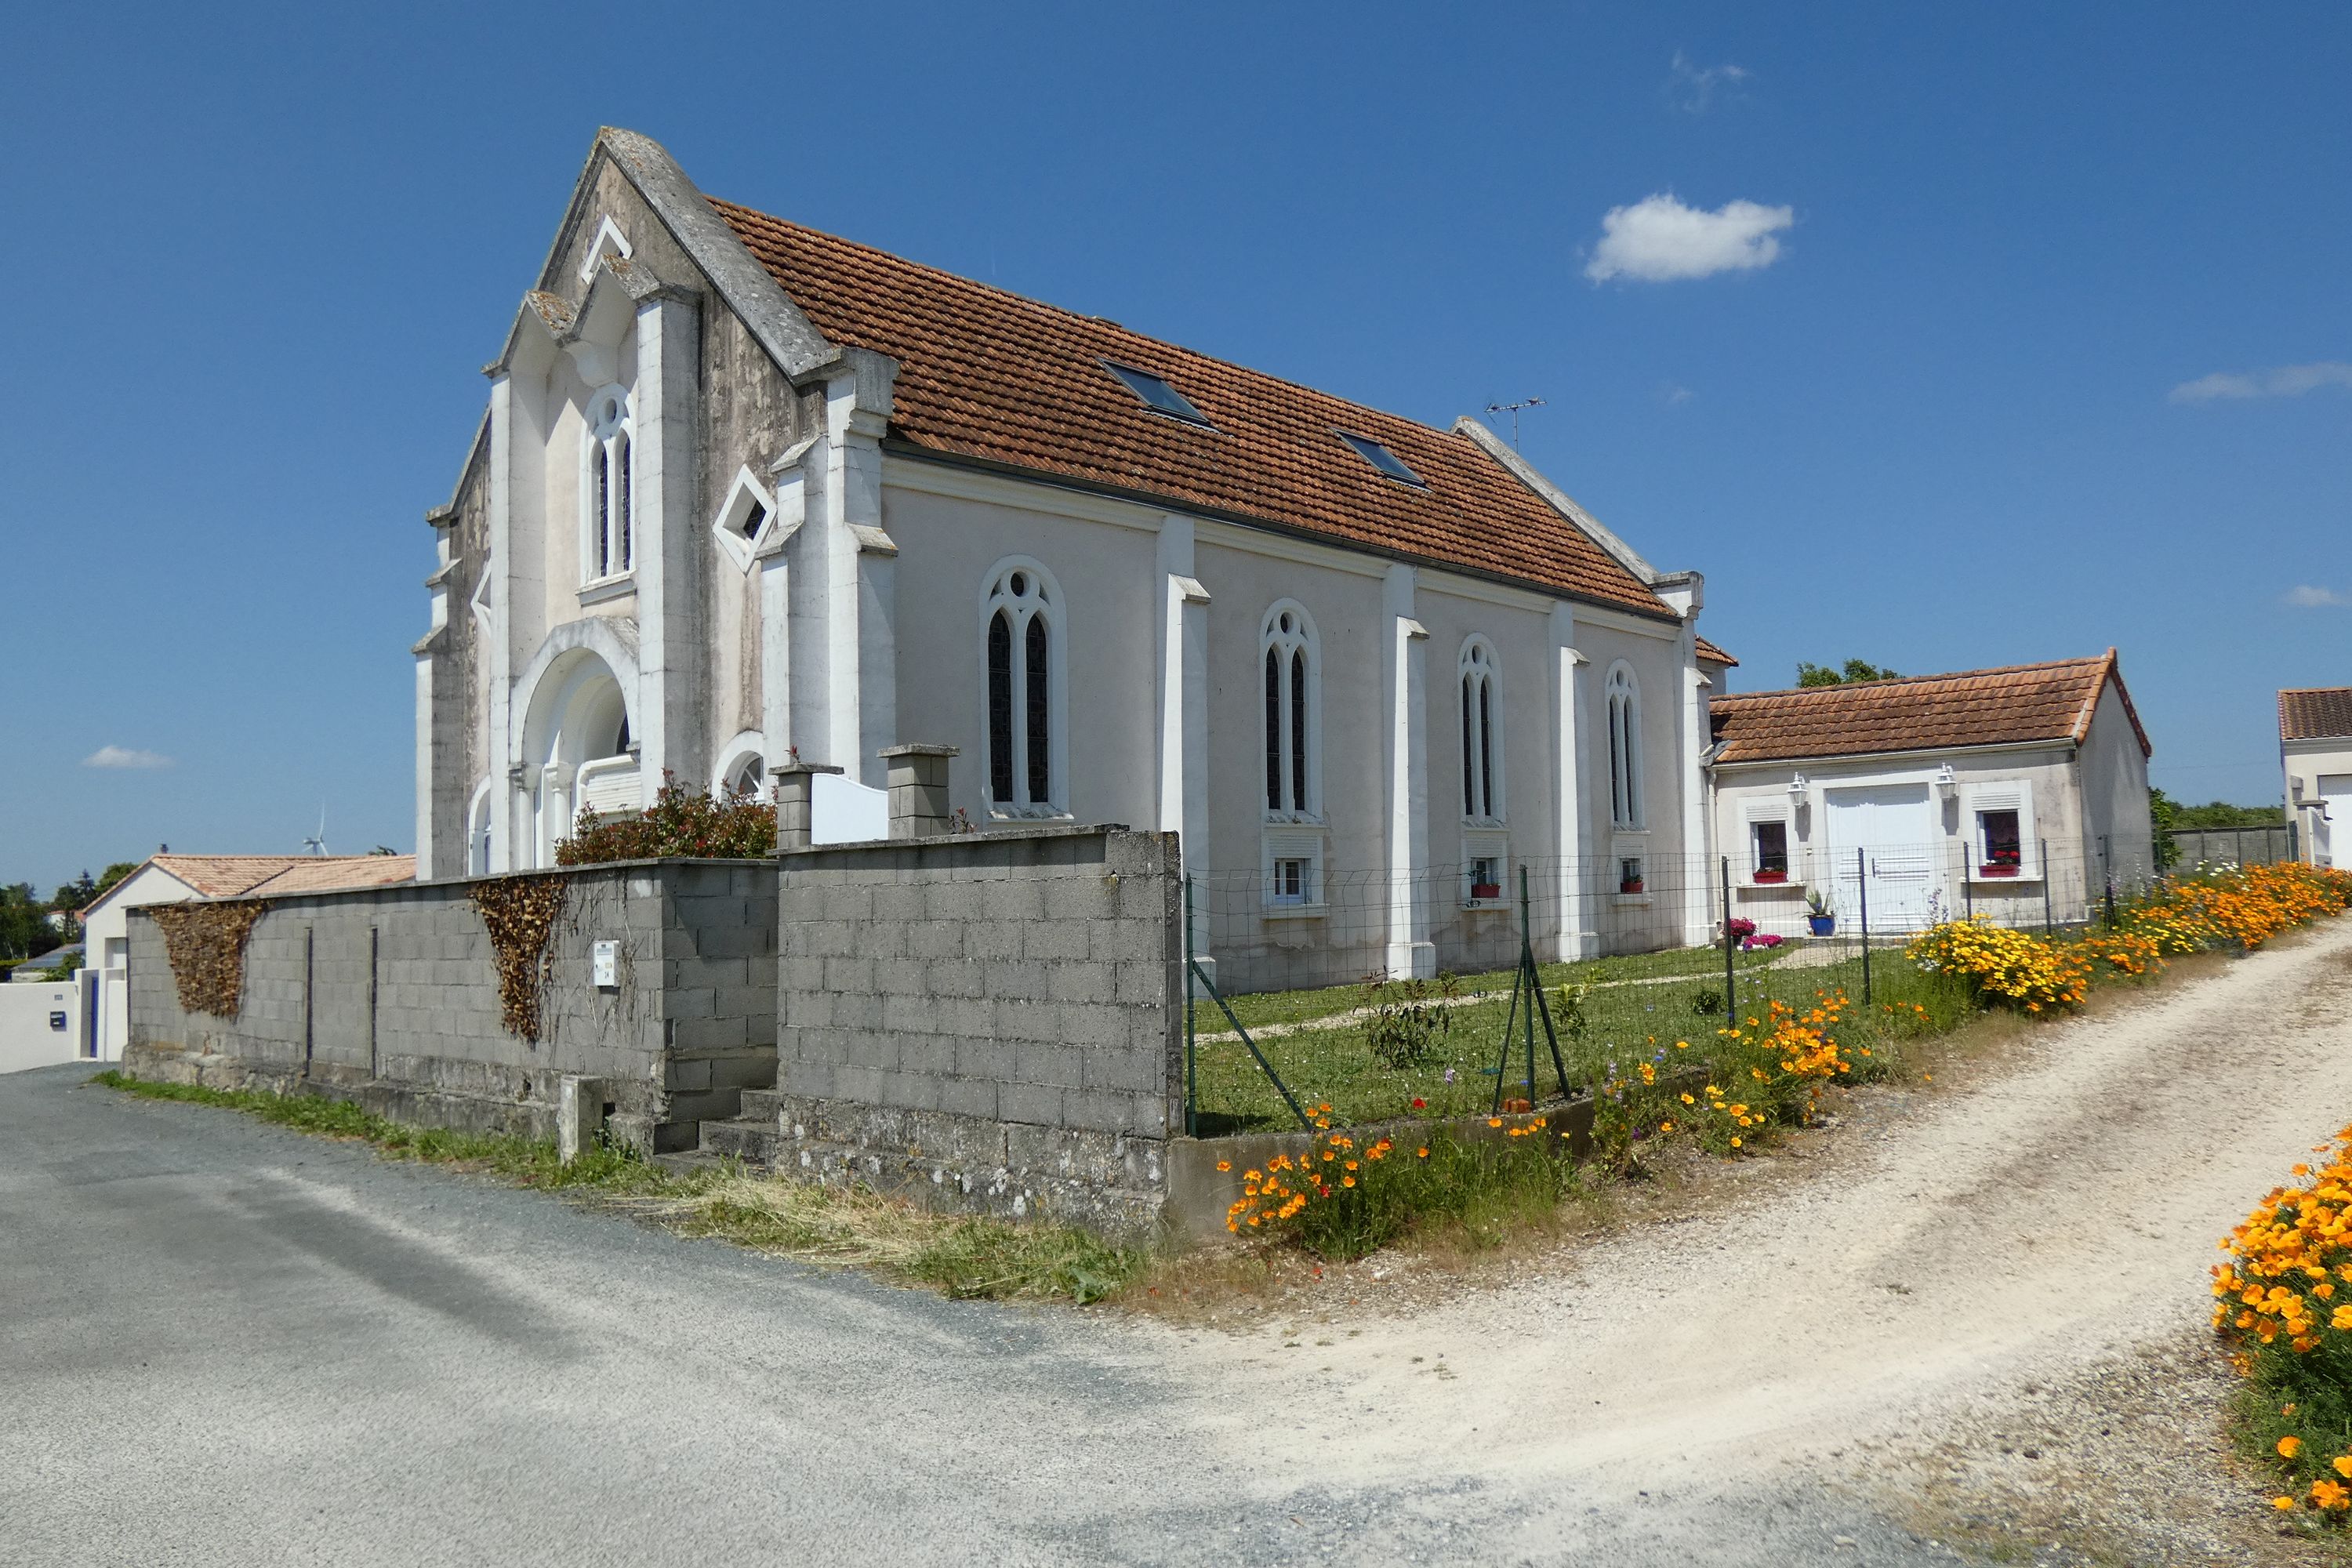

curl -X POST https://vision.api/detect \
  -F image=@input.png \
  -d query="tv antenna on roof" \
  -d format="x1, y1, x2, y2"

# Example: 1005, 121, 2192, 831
303, 804, 328, 858
1484, 397, 1545, 451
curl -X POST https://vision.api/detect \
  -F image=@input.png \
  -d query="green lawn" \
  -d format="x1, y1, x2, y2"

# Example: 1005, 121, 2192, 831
1187, 943, 1974, 1134
1204, 940, 1790, 1036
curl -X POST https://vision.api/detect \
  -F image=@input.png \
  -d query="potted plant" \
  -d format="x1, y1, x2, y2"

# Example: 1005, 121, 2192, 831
1620, 873, 1645, 895
1804, 887, 1835, 937
1979, 850, 2022, 878
1470, 880, 1503, 902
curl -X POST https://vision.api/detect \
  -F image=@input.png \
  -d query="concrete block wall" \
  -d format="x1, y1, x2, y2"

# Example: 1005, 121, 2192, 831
768, 826, 1184, 1230
125, 859, 777, 1152
776, 826, 1183, 1134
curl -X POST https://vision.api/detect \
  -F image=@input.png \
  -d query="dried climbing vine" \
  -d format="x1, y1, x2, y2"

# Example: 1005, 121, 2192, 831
150, 901, 268, 1018
470, 874, 570, 1041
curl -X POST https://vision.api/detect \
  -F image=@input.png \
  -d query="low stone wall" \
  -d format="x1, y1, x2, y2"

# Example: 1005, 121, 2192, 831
751, 826, 1185, 1236
124, 859, 776, 1152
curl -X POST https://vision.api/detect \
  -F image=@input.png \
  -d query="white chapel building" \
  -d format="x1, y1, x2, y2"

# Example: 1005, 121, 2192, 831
416, 128, 1732, 985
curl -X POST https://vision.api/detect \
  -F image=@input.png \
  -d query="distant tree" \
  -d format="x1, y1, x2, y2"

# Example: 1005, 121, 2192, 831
1796, 659, 1901, 688
2169, 800, 2286, 829
2150, 787, 2181, 871
93, 862, 140, 898
0, 884, 60, 961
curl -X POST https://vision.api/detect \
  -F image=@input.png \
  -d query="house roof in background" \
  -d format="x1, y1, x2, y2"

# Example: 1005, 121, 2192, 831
2279, 687, 2352, 742
707, 198, 1682, 621
81, 854, 414, 917
1695, 634, 1737, 667
1709, 651, 2150, 765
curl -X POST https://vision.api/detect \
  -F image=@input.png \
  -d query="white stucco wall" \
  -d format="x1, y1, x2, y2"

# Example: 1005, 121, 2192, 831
2284, 739, 2352, 867
0, 978, 89, 1075
2075, 681, 2155, 890
1710, 745, 2097, 935
79, 863, 199, 1062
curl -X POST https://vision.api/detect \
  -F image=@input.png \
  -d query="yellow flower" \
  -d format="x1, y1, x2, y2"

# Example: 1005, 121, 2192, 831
2274, 1495, 2297, 1512
2281, 1436, 2304, 1459
1216, 1160, 1232, 1172
1730, 1137, 1742, 1149
1488, 1118, 1503, 1127
2314, 1479, 2352, 1511
2333, 1455, 2352, 1479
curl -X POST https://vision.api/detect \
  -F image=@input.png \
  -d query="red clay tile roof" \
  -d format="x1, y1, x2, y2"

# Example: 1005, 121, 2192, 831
1709, 652, 2148, 765
2280, 687, 2352, 742
84, 855, 414, 916
1695, 634, 1737, 666
241, 856, 416, 897
710, 200, 1677, 620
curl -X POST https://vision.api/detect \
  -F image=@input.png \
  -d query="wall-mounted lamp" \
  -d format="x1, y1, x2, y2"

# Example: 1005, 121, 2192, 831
1933, 764, 1958, 801
1787, 771, 1809, 800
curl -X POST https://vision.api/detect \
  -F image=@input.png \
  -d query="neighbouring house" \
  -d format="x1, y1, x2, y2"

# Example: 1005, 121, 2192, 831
79, 855, 416, 1062
414, 126, 1734, 979
1704, 652, 2154, 936
2279, 687, 2352, 869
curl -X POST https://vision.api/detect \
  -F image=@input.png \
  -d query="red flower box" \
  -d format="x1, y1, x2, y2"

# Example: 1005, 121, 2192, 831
1978, 864, 2020, 878
1620, 878, 1645, 895
1470, 882, 1502, 901
1751, 870, 1788, 884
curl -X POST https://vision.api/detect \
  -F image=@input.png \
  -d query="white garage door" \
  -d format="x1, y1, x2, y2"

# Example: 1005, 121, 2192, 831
2320, 774, 2352, 869
1823, 783, 1938, 931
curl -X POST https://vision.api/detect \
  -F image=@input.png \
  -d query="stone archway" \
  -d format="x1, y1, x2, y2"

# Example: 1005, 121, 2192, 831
514, 629, 641, 867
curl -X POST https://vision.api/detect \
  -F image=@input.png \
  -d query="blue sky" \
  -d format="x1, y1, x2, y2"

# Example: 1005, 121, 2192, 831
2, 2, 2345, 892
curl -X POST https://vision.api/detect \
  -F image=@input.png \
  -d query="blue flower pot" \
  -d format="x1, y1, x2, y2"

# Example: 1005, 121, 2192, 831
1807, 914, 1836, 937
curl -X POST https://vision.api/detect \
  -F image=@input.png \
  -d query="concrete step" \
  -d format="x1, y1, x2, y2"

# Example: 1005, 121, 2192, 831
650, 1149, 729, 1179
698, 1115, 780, 1166
736, 1087, 786, 1123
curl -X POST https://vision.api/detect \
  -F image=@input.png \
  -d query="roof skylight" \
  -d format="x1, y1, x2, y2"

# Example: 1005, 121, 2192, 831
1102, 361, 1212, 426
1337, 431, 1425, 487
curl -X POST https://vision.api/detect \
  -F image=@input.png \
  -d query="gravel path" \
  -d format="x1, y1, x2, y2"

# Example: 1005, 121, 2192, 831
1161, 917, 2352, 1565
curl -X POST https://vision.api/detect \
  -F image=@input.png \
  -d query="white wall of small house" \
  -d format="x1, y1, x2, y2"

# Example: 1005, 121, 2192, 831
2076, 683, 2154, 890
78, 864, 198, 1062
1710, 745, 2094, 935
2283, 739, 2352, 867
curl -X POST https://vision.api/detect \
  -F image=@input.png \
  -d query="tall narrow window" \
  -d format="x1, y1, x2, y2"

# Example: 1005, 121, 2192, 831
1261, 602, 1319, 818
1606, 663, 1642, 829
988, 612, 1014, 804
1458, 638, 1501, 822
583, 386, 633, 585
981, 561, 1065, 815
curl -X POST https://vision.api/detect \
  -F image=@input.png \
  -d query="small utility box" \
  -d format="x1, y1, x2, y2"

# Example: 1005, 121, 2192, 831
590, 941, 619, 989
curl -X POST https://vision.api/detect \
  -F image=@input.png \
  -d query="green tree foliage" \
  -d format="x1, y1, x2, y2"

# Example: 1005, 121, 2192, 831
0, 884, 61, 961
1795, 658, 1901, 688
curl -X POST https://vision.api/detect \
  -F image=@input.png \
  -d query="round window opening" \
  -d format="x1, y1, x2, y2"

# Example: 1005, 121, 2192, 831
1279, 613, 1294, 633
1009, 572, 1028, 597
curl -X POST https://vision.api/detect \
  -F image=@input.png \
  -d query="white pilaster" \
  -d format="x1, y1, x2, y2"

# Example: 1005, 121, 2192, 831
484, 372, 518, 872
413, 652, 436, 878
1382, 564, 1434, 978
633, 292, 702, 789
1155, 514, 1212, 964
811, 350, 898, 787
1654, 573, 1714, 947
1548, 604, 1597, 960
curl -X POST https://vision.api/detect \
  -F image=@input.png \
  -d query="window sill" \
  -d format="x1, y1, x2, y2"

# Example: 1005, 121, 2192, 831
579, 575, 637, 606
1261, 903, 1327, 921
1261, 814, 1328, 831
1461, 898, 1511, 913
1738, 881, 1804, 896
1613, 895, 1653, 908
988, 805, 1072, 823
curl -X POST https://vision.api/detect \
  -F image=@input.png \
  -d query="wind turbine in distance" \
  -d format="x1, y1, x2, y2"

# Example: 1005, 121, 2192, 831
303, 804, 328, 858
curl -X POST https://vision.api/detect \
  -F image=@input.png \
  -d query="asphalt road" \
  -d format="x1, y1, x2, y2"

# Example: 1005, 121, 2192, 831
0, 1063, 1981, 1566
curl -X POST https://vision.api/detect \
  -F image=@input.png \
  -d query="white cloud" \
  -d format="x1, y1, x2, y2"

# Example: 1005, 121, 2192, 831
83, 745, 172, 770
1661, 383, 1695, 406
1668, 52, 1751, 112
1585, 194, 1795, 284
2169, 361, 2352, 404
2285, 584, 2350, 608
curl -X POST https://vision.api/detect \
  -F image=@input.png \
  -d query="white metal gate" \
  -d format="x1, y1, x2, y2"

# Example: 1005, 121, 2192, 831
1822, 784, 1938, 931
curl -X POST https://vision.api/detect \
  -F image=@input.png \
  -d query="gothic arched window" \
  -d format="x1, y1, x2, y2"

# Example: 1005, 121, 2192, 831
1459, 637, 1502, 822
1261, 601, 1319, 819
1606, 662, 1643, 829
583, 385, 634, 583
982, 560, 1065, 815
